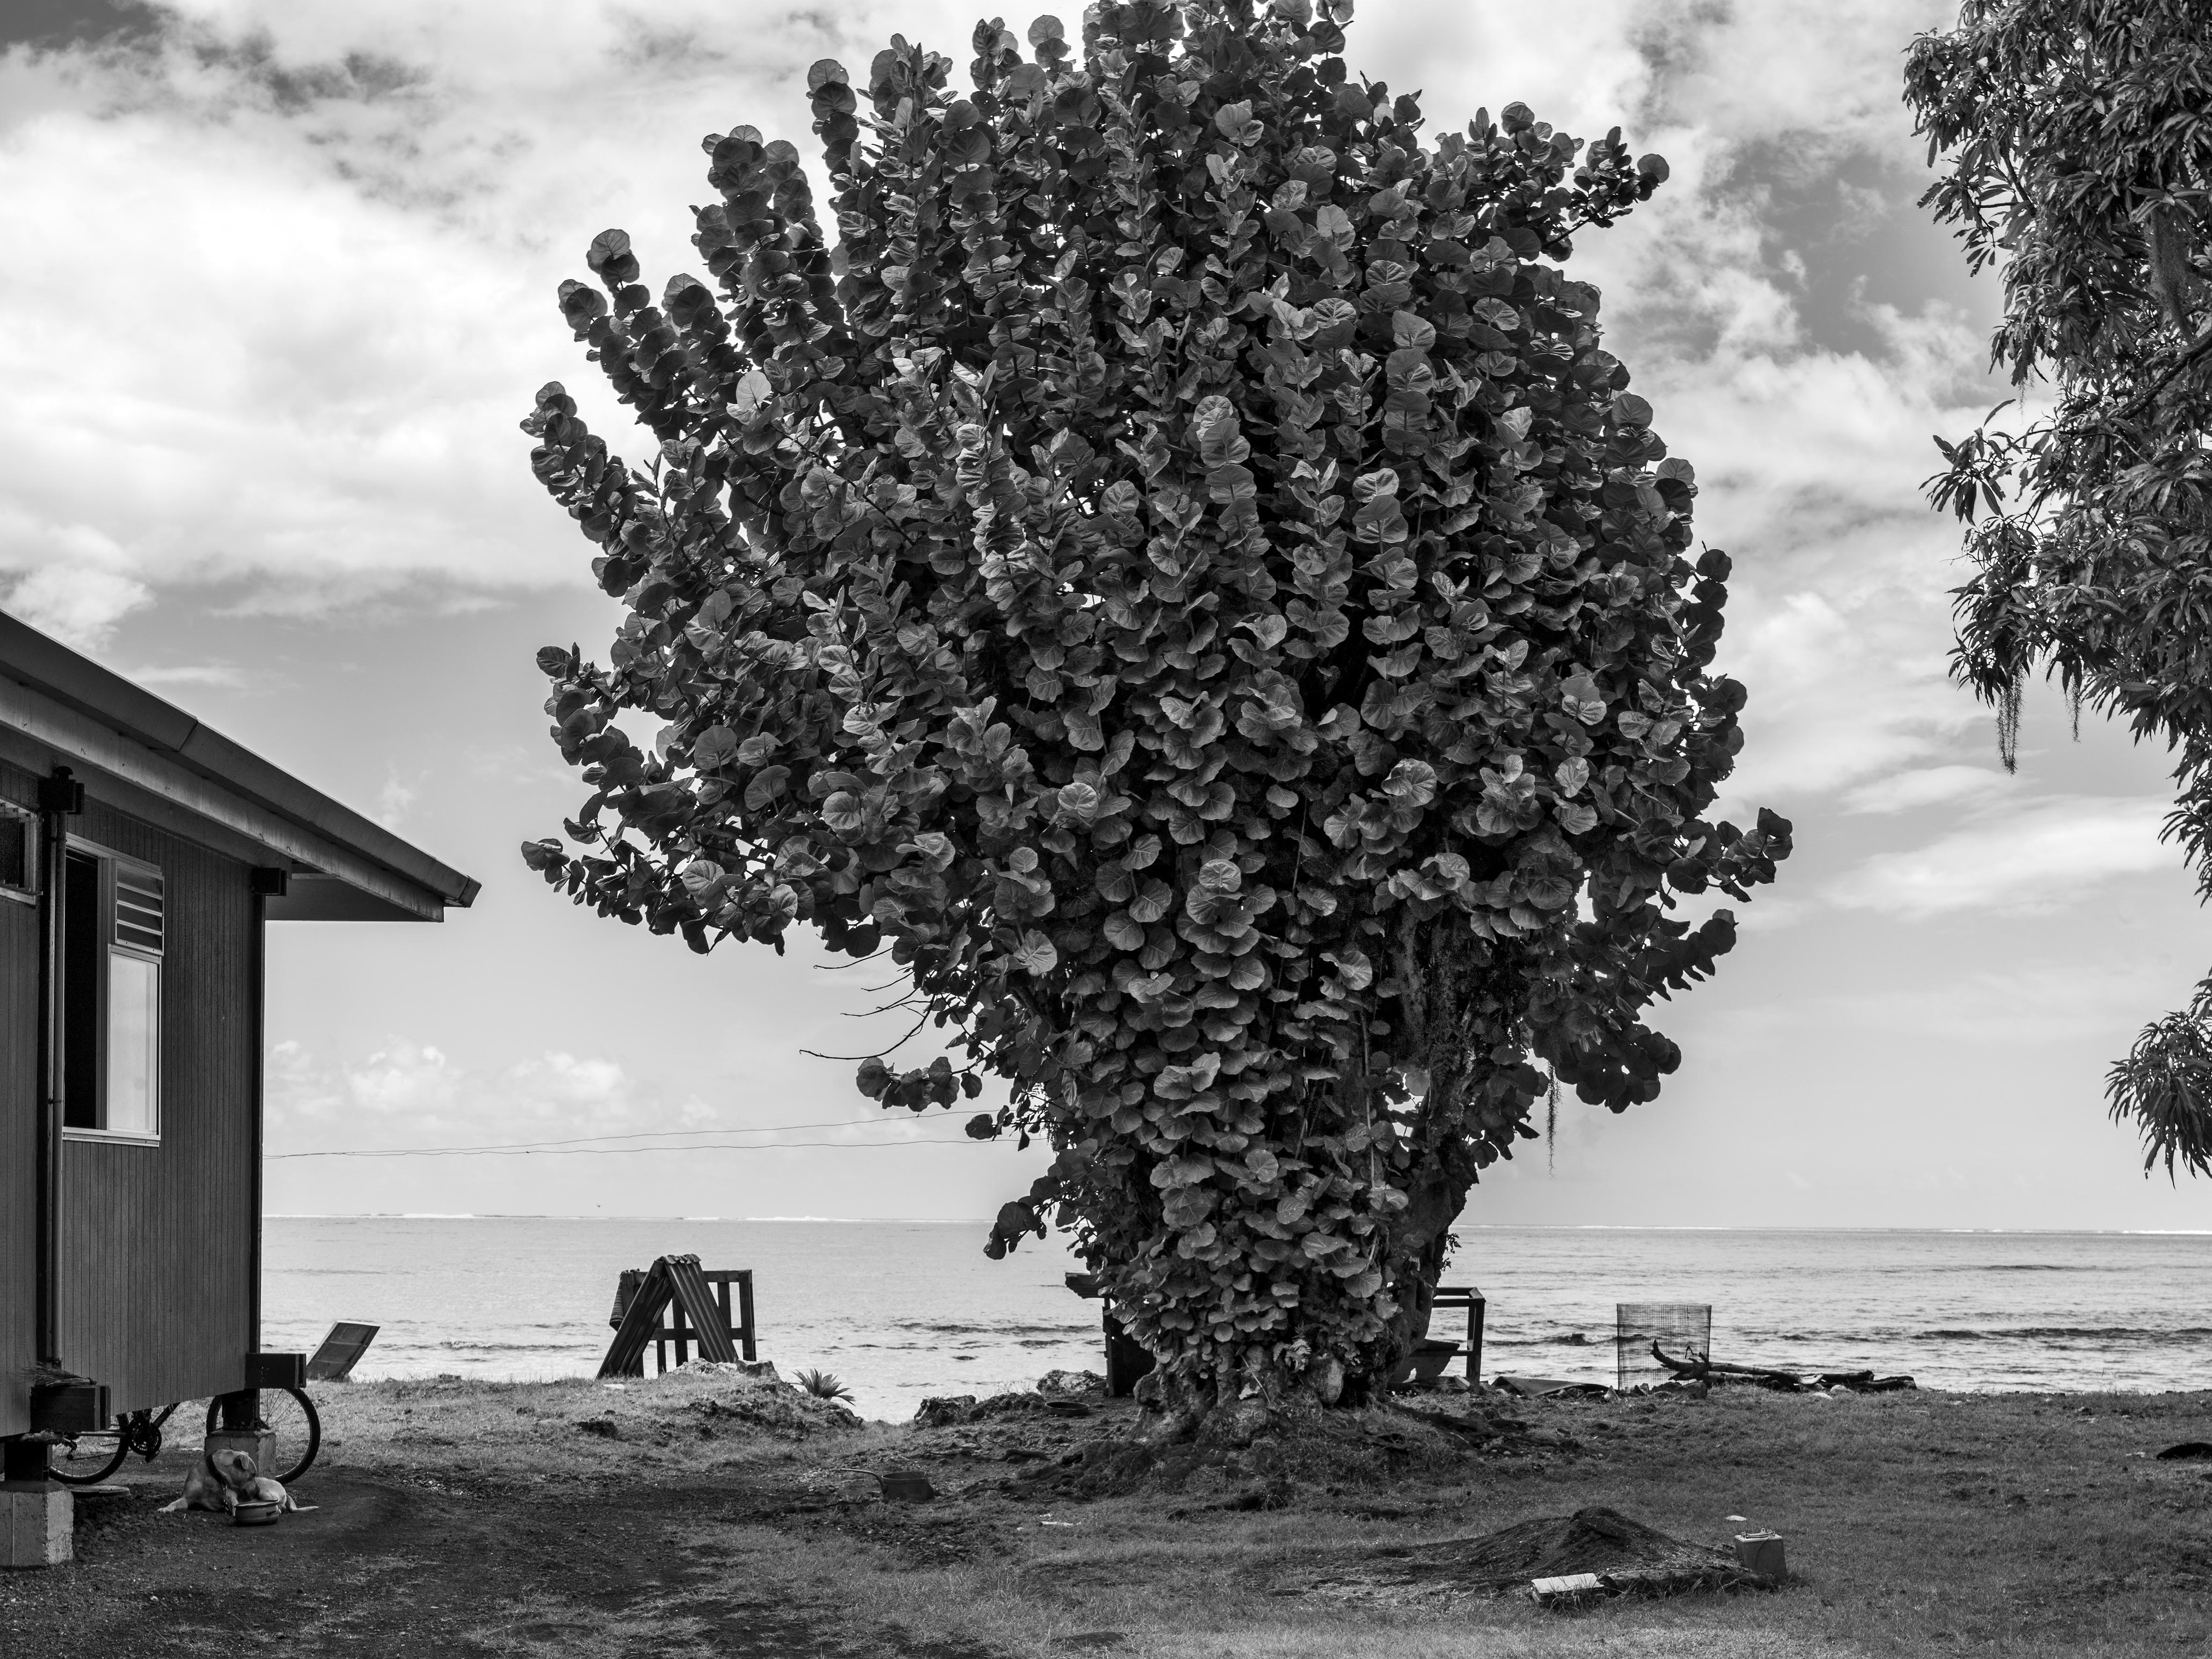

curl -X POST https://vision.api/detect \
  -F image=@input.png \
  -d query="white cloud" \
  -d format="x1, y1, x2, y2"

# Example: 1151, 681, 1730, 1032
265, 1038, 342, 1118
1828, 797, 2181, 919
268, 1039, 634, 1145
0, 0, 1978, 654
125, 661, 249, 689
343, 1038, 464, 1121
499, 1049, 640, 1121
1843, 764, 2017, 815
375, 768, 418, 830
1631, 0, 1956, 155
3, 561, 151, 650
0, 1, 993, 621
1699, 956, 2187, 1051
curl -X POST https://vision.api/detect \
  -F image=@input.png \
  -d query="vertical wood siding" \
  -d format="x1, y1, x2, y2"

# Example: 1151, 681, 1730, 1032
58, 797, 256, 1412
0, 762, 39, 1436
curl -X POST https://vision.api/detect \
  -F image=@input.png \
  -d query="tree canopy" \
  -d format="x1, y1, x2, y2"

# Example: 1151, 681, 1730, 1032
1907, 0, 2212, 1176
521, 0, 1790, 1413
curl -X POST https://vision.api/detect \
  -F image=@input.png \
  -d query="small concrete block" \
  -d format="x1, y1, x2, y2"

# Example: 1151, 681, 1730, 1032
203, 1430, 275, 1474
1, 1483, 74, 1569
1530, 1571, 1604, 1600
1734, 1531, 1786, 1580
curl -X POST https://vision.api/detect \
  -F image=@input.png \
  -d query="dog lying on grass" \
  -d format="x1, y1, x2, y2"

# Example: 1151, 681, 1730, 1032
159, 1448, 316, 1516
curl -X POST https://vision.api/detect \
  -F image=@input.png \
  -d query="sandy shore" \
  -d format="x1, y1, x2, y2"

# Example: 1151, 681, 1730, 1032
4, 1366, 2209, 1657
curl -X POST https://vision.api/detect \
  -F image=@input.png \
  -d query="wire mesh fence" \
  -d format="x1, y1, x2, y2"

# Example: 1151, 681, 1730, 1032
1616, 1302, 1713, 1393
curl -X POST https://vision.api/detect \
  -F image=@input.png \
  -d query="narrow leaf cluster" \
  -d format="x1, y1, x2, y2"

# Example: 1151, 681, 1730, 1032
1909, 1, 2212, 1176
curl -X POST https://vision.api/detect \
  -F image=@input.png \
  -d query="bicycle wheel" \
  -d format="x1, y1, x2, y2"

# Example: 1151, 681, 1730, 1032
46, 1424, 130, 1487
204, 1387, 322, 1485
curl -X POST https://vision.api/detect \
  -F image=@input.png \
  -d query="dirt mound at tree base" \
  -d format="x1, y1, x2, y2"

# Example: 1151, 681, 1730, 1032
1305, 1505, 1773, 1606
914, 1392, 1057, 1428
1025, 1400, 1578, 1503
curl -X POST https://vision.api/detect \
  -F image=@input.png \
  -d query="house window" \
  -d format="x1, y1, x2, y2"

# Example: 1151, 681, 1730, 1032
62, 845, 162, 1141
0, 804, 31, 906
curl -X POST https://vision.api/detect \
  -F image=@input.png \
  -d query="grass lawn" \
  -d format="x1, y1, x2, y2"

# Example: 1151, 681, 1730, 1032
6, 1369, 2208, 1656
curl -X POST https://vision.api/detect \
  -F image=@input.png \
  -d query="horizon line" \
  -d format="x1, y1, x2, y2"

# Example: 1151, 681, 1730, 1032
264, 1212, 995, 1224
261, 1215, 2212, 1236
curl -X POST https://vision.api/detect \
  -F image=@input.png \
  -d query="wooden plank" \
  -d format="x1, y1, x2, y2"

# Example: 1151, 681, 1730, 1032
664, 1256, 738, 1364
598, 1260, 673, 1378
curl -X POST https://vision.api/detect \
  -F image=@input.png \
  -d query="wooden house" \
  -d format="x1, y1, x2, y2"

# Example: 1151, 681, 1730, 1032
0, 611, 477, 1464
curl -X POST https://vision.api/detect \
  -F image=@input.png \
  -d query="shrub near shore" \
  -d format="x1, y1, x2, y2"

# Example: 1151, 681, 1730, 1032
98, 1366, 2207, 1658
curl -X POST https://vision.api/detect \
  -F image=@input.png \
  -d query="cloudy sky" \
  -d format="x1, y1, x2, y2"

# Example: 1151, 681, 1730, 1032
6, 0, 2209, 1231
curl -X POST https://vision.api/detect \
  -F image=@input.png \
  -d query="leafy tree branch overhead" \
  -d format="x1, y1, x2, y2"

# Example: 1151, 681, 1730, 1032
519, 0, 1789, 1420
1908, 0, 2212, 1178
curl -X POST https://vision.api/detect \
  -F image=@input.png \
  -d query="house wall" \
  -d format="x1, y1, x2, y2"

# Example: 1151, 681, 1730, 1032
0, 762, 39, 1438
56, 795, 258, 1413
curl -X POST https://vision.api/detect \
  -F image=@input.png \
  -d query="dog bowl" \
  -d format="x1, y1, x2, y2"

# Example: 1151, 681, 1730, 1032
877, 1469, 934, 1503
233, 1500, 282, 1527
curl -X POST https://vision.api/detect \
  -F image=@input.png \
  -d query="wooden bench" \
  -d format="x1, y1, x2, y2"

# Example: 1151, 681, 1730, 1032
1065, 1272, 1156, 1397
1430, 1284, 1486, 1382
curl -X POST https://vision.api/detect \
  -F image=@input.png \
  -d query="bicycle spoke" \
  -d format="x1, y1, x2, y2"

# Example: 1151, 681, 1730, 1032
253, 1391, 313, 1483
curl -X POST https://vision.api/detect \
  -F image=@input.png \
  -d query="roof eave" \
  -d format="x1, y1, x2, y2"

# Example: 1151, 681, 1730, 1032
0, 611, 478, 919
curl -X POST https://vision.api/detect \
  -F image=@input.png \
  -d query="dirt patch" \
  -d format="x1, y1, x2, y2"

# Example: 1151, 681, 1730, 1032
0, 1467, 995, 1659
15, 1380, 2208, 1658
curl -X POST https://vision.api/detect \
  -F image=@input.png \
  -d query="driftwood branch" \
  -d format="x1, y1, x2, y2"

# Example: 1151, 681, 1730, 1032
1650, 1343, 1913, 1393
1651, 1342, 1801, 1386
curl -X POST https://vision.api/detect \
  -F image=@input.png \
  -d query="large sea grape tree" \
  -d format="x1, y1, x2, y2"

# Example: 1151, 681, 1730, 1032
521, 0, 1791, 1415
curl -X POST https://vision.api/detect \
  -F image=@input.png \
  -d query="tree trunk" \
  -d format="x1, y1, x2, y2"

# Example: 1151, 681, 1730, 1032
1347, 1147, 1474, 1401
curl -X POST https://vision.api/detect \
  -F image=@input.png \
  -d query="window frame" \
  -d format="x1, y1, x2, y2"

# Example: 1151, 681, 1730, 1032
0, 802, 33, 909
59, 835, 164, 1148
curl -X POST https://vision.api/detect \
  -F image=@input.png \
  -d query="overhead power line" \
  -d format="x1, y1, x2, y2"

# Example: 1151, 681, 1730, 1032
270, 1112, 937, 1159
269, 1116, 986, 1160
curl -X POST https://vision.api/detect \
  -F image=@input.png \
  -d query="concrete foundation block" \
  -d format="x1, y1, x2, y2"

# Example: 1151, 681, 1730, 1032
202, 1430, 276, 1474
1734, 1530, 1787, 1581
1, 1482, 73, 1569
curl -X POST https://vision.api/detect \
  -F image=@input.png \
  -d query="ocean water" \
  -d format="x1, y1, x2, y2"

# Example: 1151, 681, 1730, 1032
262, 1217, 1099, 1422
261, 1220, 2212, 1420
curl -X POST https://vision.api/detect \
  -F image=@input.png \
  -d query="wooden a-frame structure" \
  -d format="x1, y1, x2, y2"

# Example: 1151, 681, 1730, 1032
597, 1253, 756, 1379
